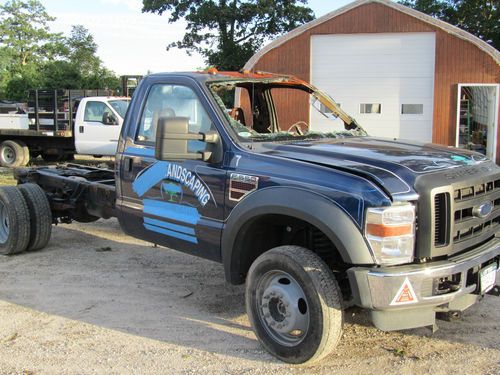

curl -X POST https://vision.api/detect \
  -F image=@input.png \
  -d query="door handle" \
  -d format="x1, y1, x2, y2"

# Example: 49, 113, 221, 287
79, 126, 84, 133
123, 156, 133, 173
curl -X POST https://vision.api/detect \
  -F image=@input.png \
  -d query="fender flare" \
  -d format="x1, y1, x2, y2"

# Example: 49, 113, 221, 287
221, 186, 375, 284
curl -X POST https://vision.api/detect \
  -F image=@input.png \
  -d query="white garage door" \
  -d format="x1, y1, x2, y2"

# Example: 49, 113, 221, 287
310, 32, 435, 142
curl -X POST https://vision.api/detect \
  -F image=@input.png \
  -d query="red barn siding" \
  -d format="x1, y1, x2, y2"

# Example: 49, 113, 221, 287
251, 2, 500, 162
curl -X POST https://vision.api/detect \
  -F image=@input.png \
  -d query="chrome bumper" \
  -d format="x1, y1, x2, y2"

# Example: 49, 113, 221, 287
348, 237, 500, 311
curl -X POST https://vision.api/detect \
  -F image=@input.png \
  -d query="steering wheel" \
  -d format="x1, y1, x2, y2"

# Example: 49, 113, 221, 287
287, 121, 308, 135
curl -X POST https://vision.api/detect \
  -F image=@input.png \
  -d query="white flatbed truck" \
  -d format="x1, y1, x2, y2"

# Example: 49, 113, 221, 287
0, 90, 130, 167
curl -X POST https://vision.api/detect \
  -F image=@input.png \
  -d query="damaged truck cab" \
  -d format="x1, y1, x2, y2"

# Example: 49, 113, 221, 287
8, 70, 500, 364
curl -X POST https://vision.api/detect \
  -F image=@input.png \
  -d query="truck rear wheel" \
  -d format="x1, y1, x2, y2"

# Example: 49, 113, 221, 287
19, 183, 52, 251
0, 186, 30, 255
0, 140, 29, 167
246, 245, 343, 364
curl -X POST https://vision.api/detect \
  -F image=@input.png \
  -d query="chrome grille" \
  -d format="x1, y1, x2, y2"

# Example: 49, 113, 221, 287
415, 162, 500, 259
451, 178, 500, 244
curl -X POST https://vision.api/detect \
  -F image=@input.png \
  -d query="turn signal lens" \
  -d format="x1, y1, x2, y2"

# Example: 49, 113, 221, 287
366, 223, 413, 237
365, 204, 415, 265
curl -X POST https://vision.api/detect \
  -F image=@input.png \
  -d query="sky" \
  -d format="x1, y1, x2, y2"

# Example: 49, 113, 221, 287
1, 0, 354, 75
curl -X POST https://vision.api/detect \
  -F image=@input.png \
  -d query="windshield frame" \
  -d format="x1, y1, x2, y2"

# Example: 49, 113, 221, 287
206, 77, 367, 144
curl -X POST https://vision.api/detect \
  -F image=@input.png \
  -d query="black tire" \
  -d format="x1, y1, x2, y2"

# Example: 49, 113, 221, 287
0, 186, 31, 255
19, 183, 52, 251
246, 246, 343, 364
0, 140, 29, 167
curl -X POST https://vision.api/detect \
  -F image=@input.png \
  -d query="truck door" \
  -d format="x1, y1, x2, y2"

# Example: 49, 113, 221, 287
75, 100, 121, 156
118, 82, 226, 261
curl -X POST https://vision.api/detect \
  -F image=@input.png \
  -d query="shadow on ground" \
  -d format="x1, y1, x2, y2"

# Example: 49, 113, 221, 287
0, 218, 498, 366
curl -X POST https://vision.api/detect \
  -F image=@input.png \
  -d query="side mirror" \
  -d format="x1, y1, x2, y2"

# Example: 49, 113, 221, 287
155, 116, 220, 162
102, 112, 118, 125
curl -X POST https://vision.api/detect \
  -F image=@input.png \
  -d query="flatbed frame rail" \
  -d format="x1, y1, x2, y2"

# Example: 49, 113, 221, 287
14, 164, 116, 222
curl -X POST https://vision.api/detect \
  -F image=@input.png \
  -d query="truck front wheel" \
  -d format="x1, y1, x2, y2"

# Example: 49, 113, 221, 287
0, 140, 29, 167
245, 245, 343, 364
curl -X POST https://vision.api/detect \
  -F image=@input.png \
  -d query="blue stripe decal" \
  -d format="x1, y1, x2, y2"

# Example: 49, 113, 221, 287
144, 224, 198, 244
144, 217, 195, 235
133, 161, 169, 197
143, 199, 201, 225
125, 147, 155, 158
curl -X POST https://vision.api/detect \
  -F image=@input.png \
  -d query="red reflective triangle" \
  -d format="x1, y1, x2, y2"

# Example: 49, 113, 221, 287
390, 277, 418, 305
395, 282, 415, 303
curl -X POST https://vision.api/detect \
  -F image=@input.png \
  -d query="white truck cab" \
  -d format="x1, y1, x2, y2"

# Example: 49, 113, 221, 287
74, 97, 130, 156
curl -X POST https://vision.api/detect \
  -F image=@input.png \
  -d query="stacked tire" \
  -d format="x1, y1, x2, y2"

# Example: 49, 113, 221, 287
0, 184, 52, 255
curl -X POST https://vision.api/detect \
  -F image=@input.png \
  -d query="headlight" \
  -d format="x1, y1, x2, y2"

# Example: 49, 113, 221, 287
364, 204, 415, 265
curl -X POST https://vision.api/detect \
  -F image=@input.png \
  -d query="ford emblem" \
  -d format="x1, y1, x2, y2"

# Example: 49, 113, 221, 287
473, 201, 494, 219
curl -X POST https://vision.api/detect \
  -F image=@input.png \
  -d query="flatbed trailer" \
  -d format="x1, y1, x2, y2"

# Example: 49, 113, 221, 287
0, 128, 75, 162
0, 90, 130, 167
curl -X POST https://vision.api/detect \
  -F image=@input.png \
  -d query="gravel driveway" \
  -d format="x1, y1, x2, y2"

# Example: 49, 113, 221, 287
0, 218, 498, 374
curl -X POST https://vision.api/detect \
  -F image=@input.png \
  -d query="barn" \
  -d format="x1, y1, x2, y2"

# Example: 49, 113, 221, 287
243, 0, 500, 163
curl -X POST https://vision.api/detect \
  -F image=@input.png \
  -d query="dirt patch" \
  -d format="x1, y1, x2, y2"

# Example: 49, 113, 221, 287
0, 218, 498, 374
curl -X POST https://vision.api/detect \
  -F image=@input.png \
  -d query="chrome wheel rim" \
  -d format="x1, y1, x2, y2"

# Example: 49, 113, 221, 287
256, 270, 310, 347
1, 145, 15, 165
0, 201, 9, 243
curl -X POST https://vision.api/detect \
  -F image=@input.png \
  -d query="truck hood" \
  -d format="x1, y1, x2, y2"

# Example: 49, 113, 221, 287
258, 137, 488, 198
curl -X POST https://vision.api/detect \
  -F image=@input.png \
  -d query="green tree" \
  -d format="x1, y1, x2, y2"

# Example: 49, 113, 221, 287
66, 25, 102, 76
0, 47, 14, 97
0, 0, 64, 69
0, 1, 122, 99
400, 0, 499, 49
142, 0, 315, 70
5, 65, 41, 101
82, 67, 121, 90
40, 61, 82, 89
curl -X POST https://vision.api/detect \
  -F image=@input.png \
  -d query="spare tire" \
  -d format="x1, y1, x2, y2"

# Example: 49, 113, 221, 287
0, 186, 31, 255
19, 183, 52, 251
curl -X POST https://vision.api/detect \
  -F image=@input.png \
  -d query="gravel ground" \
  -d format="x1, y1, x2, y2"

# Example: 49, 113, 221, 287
0, 218, 498, 374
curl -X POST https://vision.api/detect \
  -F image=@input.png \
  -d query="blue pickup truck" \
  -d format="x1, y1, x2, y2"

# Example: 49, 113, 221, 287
2, 70, 499, 364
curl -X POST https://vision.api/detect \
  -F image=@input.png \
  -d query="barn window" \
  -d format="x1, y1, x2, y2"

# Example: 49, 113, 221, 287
360, 103, 381, 114
402, 104, 424, 115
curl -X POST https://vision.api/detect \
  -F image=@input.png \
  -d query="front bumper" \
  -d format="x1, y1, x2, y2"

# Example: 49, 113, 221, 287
348, 237, 500, 330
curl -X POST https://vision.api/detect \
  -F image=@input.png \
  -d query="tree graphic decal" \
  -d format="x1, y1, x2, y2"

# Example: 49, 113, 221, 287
161, 182, 183, 202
